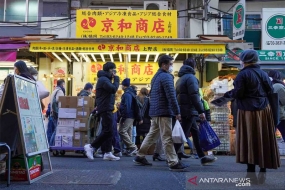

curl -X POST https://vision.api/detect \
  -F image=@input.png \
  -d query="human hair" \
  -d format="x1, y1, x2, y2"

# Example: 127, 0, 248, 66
158, 55, 174, 67
137, 87, 148, 104
14, 60, 35, 80
103, 62, 116, 71
268, 70, 283, 81
57, 79, 65, 86
183, 58, 196, 69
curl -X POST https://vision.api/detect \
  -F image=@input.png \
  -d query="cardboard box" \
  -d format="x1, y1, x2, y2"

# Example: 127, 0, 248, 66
73, 139, 81, 147
76, 108, 91, 118
8, 155, 41, 181
73, 132, 88, 147
74, 118, 88, 131
58, 108, 77, 119
62, 135, 73, 147
56, 126, 74, 136
77, 97, 94, 108
57, 119, 75, 127
54, 140, 62, 147
59, 96, 78, 108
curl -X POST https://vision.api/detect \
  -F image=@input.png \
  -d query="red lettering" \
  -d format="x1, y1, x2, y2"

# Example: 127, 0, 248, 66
117, 64, 125, 75
152, 18, 165, 33
131, 64, 141, 75
101, 18, 114, 32
116, 45, 123, 51
136, 18, 148, 33
118, 19, 132, 32
98, 44, 106, 50
108, 45, 115, 51
125, 44, 132, 51
143, 64, 154, 75
276, 18, 283, 25
133, 45, 140, 51
236, 8, 243, 24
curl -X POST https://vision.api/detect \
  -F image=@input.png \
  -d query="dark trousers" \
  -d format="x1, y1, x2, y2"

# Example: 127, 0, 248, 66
91, 111, 113, 152
276, 120, 285, 141
174, 116, 205, 158
112, 113, 121, 153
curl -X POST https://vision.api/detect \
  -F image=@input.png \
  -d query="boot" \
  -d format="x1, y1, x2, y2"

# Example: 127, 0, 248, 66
258, 168, 266, 184
153, 153, 166, 161
246, 171, 258, 185
177, 152, 191, 160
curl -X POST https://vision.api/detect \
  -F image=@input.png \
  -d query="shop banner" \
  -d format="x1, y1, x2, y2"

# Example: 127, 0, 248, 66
0, 51, 17, 61
262, 8, 285, 50
232, 0, 246, 40
76, 10, 177, 39
225, 50, 285, 61
30, 42, 225, 54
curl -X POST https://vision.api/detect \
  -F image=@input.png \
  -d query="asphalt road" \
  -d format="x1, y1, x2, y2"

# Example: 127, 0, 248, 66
1, 153, 285, 190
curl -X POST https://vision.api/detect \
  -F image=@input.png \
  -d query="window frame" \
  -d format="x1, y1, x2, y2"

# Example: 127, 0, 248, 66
0, 0, 39, 26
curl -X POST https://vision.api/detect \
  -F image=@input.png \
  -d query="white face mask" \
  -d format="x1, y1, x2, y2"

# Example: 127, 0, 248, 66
239, 61, 244, 69
33, 75, 38, 80
168, 66, 174, 73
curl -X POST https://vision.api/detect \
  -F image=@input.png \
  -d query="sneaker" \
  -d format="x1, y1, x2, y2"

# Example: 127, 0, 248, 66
103, 152, 120, 161
201, 156, 217, 165
94, 153, 103, 158
114, 152, 122, 157
169, 162, 188, 171
122, 149, 128, 156
84, 144, 94, 160
133, 156, 152, 166
127, 147, 138, 156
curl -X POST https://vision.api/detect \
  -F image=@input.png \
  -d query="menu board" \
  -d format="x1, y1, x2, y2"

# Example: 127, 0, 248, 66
14, 75, 48, 155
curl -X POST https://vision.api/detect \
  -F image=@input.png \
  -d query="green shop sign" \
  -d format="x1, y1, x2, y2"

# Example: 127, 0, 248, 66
225, 50, 285, 62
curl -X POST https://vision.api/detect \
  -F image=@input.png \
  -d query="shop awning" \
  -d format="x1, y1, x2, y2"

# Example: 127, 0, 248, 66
224, 61, 285, 70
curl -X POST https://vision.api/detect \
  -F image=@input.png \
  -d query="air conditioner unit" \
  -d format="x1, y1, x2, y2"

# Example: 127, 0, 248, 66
144, 1, 168, 10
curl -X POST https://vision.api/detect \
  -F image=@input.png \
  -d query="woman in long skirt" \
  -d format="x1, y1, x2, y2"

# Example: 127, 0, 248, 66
224, 50, 280, 184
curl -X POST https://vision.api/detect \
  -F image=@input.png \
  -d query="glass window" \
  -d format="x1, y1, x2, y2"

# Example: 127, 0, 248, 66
5, 0, 26, 22
0, 0, 4, 21
246, 14, 261, 29
222, 14, 233, 38
28, 0, 38, 22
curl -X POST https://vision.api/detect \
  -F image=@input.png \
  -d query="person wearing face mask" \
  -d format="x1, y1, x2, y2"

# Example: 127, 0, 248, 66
84, 62, 120, 161
77, 83, 93, 96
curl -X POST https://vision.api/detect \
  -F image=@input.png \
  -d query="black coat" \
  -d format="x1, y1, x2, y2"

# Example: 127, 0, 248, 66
136, 96, 151, 136
95, 71, 119, 114
175, 65, 204, 117
224, 64, 273, 111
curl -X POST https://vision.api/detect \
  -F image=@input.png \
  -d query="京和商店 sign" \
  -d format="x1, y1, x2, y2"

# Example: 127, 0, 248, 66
76, 10, 177, 39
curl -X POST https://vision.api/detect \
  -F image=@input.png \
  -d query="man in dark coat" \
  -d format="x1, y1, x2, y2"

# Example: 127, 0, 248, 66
175, 58, 217, 165
77, 83, 93, 96
84, 62, 120, 161
133, 55, 188, 171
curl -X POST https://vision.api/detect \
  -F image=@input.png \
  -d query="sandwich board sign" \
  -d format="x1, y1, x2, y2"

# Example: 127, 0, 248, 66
0, 75, 52, 184
232, 0, 246, 40
262, 8, 285, 50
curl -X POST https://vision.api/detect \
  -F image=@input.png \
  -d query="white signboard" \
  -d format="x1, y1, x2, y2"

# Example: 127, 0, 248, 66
232, 0, 246, 40
262, 8, 285, 50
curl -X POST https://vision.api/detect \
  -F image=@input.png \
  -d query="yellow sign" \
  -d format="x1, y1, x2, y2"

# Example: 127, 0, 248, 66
76, 10, 177, 38
30, 43, 225, 54
127, 62, 159, 84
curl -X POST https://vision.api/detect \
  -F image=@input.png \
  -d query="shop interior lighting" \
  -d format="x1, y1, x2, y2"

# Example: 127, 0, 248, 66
128, 54, 131, 63
109, 54, 114, 62
154, 53, 160, 62
52, 52, 63, 62
80, 54, 89, 62
173, 53, 179, 60
91, 54, 97, 62
100, 54, 105, 62
50, 73, 53, 78
119, 53, 122, 62
71, 52, 80, 62
68, 77, 71, 81
145, 54, 150, 62
137, 54, 140, 63
61, 52, 71, 62
166, 53, 169, 55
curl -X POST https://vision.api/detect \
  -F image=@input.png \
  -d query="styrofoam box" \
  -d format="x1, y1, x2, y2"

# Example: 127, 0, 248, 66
54, 140, 62, 147
62, 135, 73, 147
56, 126, 74, 136
278, 142, 285, 149
58, 108, 77, 119
279, 149, 285, 156
55, 135, 62, 141
57, 119, 75, 127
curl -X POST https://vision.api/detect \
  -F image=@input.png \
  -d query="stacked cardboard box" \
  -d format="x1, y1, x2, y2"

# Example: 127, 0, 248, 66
55, 96, 94, 148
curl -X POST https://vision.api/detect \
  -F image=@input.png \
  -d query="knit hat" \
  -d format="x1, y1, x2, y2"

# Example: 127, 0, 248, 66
103, 62, 116, 71
122, 78, 130, 87
84, 82, 93, 90
29, 66, 38, 75
240, 50, 259, 63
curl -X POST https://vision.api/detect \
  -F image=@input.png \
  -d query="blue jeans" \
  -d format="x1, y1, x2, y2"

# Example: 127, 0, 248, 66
132, 126, 136, 143
47, 116, 57, 146
186, 137, 193, 149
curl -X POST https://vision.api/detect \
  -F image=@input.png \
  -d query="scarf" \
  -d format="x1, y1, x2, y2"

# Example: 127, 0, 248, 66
58, 85, 65, 95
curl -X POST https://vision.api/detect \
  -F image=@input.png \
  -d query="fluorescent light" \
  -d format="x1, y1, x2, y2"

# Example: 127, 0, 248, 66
145, 54, 150, 63
119, 53, 122, 62
81, 54, 89, 62
52, 52, 63, 62
93, 53, 115, 55
166, 53, 169, 55
91, 54, 97, 62
61, 52, 71, 62
71, 53, 80, 62
154, 54, 160, 62
128, 54, 131, 62
100, 54, 105, 62
173, 53, 179, 60
109, 54, 114, 62
137, 54, 140, 63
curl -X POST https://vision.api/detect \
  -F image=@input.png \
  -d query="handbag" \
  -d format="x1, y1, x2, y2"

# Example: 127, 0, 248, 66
250, 69, 280, 126
36, 81, 50, 100
172, 120, 187, 143
199, 121, 220, 151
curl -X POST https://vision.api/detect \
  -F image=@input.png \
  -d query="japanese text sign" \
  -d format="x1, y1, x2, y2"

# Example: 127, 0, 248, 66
232, 0, 246, 40
127, 62, 159, 84
225, 50, 285, 62
76, 10, 177, 38
262, 8, 285, 50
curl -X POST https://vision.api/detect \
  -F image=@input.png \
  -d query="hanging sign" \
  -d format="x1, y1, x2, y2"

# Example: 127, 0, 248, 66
232, 0, 246, 40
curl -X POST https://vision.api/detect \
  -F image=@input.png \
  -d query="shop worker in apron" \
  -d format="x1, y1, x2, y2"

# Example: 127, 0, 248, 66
84, 62, 120, 161
175, 58, 217, 165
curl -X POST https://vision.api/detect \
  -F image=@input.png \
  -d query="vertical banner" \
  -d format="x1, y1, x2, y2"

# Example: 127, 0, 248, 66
232, 0, 246, 40
262, 8, 285, 50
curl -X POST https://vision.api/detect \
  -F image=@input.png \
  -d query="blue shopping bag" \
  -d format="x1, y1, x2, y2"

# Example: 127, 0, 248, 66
199, 121, 220, 151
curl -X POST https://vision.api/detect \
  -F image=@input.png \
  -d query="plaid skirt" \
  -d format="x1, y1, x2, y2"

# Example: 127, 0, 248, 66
236, 105, 280, 169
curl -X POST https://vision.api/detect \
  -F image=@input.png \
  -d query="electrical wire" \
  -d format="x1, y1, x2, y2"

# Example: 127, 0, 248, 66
0, 17, 76, 24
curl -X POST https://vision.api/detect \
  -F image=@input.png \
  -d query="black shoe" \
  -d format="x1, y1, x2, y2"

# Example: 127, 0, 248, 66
169, 162, 188, 171
258, 172, 266, 184
153, 153, 166, 161
246, 172, 258, 185
178, 152, 191, 160
133, 156, 152, 166
201, 156, 217, 165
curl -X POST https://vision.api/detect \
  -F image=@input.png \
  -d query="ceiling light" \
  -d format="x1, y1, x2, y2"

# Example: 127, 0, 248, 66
109, 54, 114, 62
137, 54, 140, 63
62, 52, 71, 62
81, 54, 89, 62
119, 53, 122, 62
71, 52, 80, 62
154, 54, 160, 62
128, 54, 131, 63
52, 52, 63, 62
145, 54, 150, 63
173, 53, 179, 60
91, 54, 97, 62
100, 54, 105, 62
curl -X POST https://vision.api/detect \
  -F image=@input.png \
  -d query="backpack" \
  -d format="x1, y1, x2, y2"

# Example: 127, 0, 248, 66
51, 90, 60, 118
130, 94, 143, 125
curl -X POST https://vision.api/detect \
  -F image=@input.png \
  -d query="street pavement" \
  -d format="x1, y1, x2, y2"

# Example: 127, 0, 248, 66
1, 153, 285, 190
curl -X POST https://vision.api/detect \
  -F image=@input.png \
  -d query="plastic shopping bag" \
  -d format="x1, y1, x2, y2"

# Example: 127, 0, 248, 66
199, 121, 220, 151
172, 120, 187, 143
